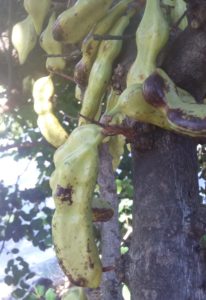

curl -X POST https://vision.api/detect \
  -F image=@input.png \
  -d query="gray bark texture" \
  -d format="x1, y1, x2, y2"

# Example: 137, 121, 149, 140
129, 131, 206, 300
98, 144, 123, 300
128, 3, 206, 300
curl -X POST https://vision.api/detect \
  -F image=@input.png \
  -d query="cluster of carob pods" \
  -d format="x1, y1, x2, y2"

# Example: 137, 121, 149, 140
11, 0, 206, 296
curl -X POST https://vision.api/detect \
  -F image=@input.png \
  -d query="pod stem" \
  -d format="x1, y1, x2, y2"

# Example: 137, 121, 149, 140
93, 33, 135, 40
79, 113, 136, 141
102, 265, 115, 272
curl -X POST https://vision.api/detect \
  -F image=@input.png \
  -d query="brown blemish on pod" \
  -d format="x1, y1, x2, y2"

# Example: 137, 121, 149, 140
92, 207, 114, 222
168, 109, 206, 132
52, 20, 65, 42
74, 60, 88, 87
72, 276, 87, 287
87, 239, 91, 253
88, 256, 94, 269
143, 72, 169, 107
57, 259, 87, 287
55, 184, 73, 205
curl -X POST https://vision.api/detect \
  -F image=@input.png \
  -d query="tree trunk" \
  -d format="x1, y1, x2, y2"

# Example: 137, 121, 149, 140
129, 130, 206, 299
128, 7, 206, 299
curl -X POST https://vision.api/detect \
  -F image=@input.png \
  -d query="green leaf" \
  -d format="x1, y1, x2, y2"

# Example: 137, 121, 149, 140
45, 288, 57, 300
35, 285, 46, 297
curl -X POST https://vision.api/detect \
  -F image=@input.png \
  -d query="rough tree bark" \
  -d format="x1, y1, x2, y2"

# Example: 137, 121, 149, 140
127, 3, 206, 300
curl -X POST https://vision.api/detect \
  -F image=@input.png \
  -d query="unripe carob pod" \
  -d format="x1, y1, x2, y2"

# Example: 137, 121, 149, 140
52, 0, 113, 44
50, 125, 105, 288
33, 76, 68, 148
171, 0, 187, 30
12, 15, 37, 65
74, 0, 134, 88
105, 83, 171, 130
24, 0, 51, 35
92, 197, 114, 222
143, 68, 206, 137
127, 0, 169, 86
61, 287, 88, 300
40, 12, 66, 71
105, 88, 125, 171
78, 10, 135, 126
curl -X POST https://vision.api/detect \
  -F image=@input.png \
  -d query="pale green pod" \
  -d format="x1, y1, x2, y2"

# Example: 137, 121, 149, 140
12, 15, 37, 65
62, 287, 88, 300
50, 125, 105, 288
143, 68, 206, 137
24, 0, 51, 34
74, 0, 134, 87
52, 0, 113, 44
40, 12, 66, 71
127, 0, 169, 86
78, 11, 135, 126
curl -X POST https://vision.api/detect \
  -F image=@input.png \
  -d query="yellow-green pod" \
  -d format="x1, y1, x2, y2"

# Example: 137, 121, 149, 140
37, 113, 68, 148
51, 125, 105, 288
33, 76, 69, 147
11, 15, 37, 65
74, 0, 134, 87
171, 0, 187, 30
33, 76, 54, 115
40, 12, 66, 71
78, 11, 135, 126
92, 197, 114, 222
46, 57, 66, 72
105, 83, 171, 131
105, 88, 125, 171
24, 0, 51, 35
62, 287, 88, 300
52, 0, 113, 44
143, 68, 206, 137
127, 0, 169, 86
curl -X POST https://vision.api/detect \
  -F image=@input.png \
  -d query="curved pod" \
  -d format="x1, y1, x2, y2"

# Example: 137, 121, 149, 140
52, 0, 113, 44
12, 15, 37, 65
24, 0, 51, 34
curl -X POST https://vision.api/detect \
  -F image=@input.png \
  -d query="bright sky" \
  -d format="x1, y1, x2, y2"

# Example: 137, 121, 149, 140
0, 156, 39, 189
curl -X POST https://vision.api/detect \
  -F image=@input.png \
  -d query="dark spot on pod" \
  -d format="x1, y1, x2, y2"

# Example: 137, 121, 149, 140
143, 72, 168, 107
168, 108, 206, 132
71, 276, 87, 287
88, 256, 94, 269
74, 60, 88, 87
87, 239, 91, 253
52, 20, 65, 41
92, 208, 114, 222
55, 184, 73, 205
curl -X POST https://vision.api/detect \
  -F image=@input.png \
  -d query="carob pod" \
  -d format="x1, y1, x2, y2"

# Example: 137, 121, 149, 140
127, 0, 169, 86
61, 287, 88, 300
33, 76, 68, 148
105, 88, 126, 171
24, 0, 51, 35
92, 197, 114, 222
78, 10, 135, 126
52, 0, 113, 44
74, 0, 134, 88
105, 83, 171, 130
170, 0, 188, 30
143, 68, 206, 137
40, 12, 66, 71
104, 0, 170, 132
11, 15, 37, 65
50, 124, 105, 288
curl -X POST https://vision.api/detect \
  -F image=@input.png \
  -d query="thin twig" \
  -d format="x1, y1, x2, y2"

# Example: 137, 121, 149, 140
50, 70, 76, 83
93, 34, 135, 41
